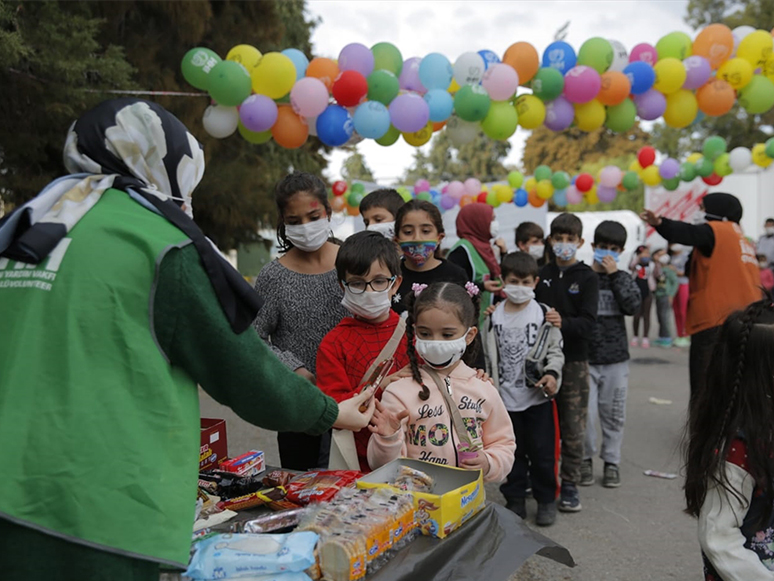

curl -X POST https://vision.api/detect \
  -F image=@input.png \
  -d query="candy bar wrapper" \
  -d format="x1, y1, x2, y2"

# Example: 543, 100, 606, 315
237, 508, 307, 533
219, 450, 265, 477
217, 486, 288, 512
263, 469, 296, 488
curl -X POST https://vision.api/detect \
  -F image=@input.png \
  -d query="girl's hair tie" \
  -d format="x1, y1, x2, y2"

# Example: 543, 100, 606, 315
465, 281, 479, 297
412, 283, 428, 296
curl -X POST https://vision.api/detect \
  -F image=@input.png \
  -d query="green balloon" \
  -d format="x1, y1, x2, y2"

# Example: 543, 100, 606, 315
695, 157, 714, 178
376, 124, 400, 146
367, 70, 400, 105
766, 137, 774, 159
577, 37, 614, 74
738, 75, 774, 115
351, 182, 365, 194
208, 60, 252, 106
347, 191, 365, 207
481, 101, 518, 140
656, 31, 693, 60
181, 47, 222, 90
534, 165, 552, 182
702, 136, 727, 161
662, 177, 680, 191
238, 122, 272, 144
486, 191, 501, 207
605, 99, 636, 132
714, 153, 733, 176
622, 171, 640, 190
531, 67, 564, 101
454, 84, 491, 122
416, 191, 433, 202
275, 94, 291, 104
397, 187, 413, 202
508, 171, 524, 189
371, 42, 403, 76
552, 171, 571, 190
679, 162, 696, 182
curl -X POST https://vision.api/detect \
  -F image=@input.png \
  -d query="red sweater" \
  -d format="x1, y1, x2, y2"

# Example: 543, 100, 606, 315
316, 311, 410, 472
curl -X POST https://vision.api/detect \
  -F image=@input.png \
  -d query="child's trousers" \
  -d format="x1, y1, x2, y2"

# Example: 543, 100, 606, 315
584, 362, 629, 465
655, 295, 672, 340
557, 361, 590, 484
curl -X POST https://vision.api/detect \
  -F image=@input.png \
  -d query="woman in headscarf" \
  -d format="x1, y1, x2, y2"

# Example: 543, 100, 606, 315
0, 99, 375, 581
641, 192, 761, 403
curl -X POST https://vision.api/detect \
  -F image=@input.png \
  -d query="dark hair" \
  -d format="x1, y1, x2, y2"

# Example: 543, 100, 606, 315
515, 221, 544, 245
501, 252, 539, 280
757, 254, 768, 262
684, 298, 774, 527
395, 200, 445, 237
405, 282, 481, 401
594, 220, 627, 248
335, 230, 401, 281
766, 218, 774, 224
549, 213, 583, 238
359, 188, 405, 220
274, 172, 331, 252
635, 244, 649, 255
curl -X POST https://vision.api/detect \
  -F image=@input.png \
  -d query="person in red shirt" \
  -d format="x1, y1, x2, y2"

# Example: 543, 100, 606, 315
316, 230, 409, 471
758, 254, 774, 291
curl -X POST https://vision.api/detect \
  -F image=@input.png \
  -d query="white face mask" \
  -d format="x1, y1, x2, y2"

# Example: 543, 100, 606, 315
658, 254, 670, 265
766, 226, 774, 236
692, 213, 706, 225
340, 282, 395, 320
528, 244, 545, 259
490, 220, 500, 240
504, 284, 535, 304
414, 328, 471, 369
284, 219, 330, 252
366, 221, 396, 239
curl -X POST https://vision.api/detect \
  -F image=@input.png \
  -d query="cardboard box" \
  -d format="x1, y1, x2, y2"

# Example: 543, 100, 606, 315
356, 458, 485, 539
199, 418, 227, 472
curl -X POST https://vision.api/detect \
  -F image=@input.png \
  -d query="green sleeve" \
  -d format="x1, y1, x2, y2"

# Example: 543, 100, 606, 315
152, 244, 338, 435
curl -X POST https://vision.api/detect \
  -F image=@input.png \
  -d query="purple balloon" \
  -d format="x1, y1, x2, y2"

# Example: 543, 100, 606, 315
338, 43, 375, 77
633, 89, 667, 121
659, 158, 680, 180
388, 93, 430, 133
440, 194, 456, 210
562, 66, 601, 104
682, 56, 712, 90
544, 96, 575, 131
597, 185, 618, 203
399, 57, 426, 93
239, 94, 278, 132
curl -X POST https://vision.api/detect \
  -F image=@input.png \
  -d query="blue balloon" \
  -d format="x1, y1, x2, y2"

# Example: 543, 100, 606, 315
542, 41, 577, 75
514, 188, 528, 207
430, 189, 441, 203
623, 61, 655, 95
419, 53, 453, 90
282, 48, 309, 80
553, 188, 568, 208
352, 101, 390, 139
478, 50, 501, 70
423, 89, 454, 122
316, 105, 354, 146
690, 110, 706, 126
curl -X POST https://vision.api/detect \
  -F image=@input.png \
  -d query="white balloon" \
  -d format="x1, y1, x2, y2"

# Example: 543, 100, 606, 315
728, 146, 752, 172
305, 116, 318, 137
608, 39, 629, 72
453, 52, 486, 86
732, 25, 756, 51
445, 115, 479, 146
202, 105, 238, 139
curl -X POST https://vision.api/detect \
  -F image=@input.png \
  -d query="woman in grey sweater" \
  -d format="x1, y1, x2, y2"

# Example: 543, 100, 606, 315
253, 172, 348, 470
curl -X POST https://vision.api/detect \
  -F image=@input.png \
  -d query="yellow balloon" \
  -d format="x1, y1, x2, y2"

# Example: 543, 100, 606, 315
763, 55, 774, 83
586, 187, 599, 205
653, 57, 687, 94
641, 165, 662, 186
448, 78, 461, 94
752, 143, 773, 167
717, 57, 754, 89
514, 94, 546, 129
686, 152, 703, 164
251, 52, 296, 99
536, 180, 554, 200
402, 122, 434, 147
629, 160, 644, 175
573, 100, 605, 132
737, 30, 774, 68
226, 44, 263, 73
525, 177, 538, 191
496, 185, 514, 203
663, 89, 699, 128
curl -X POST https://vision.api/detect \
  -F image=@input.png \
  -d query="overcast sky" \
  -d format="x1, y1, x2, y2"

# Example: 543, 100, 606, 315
305, 0, 693, 184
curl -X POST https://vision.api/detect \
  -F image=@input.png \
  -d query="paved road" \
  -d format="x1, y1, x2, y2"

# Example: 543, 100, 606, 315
199, 344, 702, 580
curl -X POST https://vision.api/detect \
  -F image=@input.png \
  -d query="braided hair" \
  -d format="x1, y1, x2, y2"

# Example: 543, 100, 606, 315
684, 296, 774, 526
405, 282, 482, 401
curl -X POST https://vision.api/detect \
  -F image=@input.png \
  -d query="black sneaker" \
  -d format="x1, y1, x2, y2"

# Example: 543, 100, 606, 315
505, 497, 526, 519
603, 463, 621, 488
580, 458, 594, 486
536, 501, 557, 526
558, 481, 582, 512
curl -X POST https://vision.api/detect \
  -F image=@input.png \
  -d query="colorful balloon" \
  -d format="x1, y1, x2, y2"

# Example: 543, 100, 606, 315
728, 147, 752, 172
207, 60, 251, 106
481, 63, 519, 100
656, 32, 693, 60
252, 52, 296, 99
514, 188, 529, 207
767, 138, 774, 159
403, 123, 433, 147
597, 185, 618, 203
542, 41, 577, 75
424, 89, 454, 122
227, 45, 262, 73
563, 66, 601, 104
202, 104, 238, 138
281, 48, 309, 79
695, 157, 715, 177
605, 98, 637, 132
515, 94, 546, 129
653, 57, 687, 94
502, 42, 540, 84
316, 105, 353, 146
531, 67, 565, 101
453, 52, 486, 86
679, 162, 696, 181
271, 106, 309, 148
662, 177, 680, 191
575, 173, 594, 192
638, 146, 656, 168
536, 180, 554, 200
622, 171, 641, 190
331, 196, 346, 212
290, 77, 329, 118
508, 171, 525, 189
238, 122, 272, 145
714, 153, 732, 177
367, 70, 400, 105
736, 30, 774, 68
481, 101, 519, 140
371, 42, 403, 75
737, 75, 774, 114
597, 71, 631, 106
419, 53, 453, 90
577, 37, 614, 74
375, 125, 400, 146
446, 116, 479, 146
535, 165, 552, 182
566, 185, 584, 205
641, 165, 661, 186
623, 61, 655, 94
634, 89, 667, 120
332, 70, 368, 107
608, 39, 629, 72
664, 89, 699, 128
659, 158, 680, 180
352, 101, 390, 139
696, 78, 736, 116
552, 171, 571, 190
338, 43, 374, 77
465, 178, 482, 196
702, 173, 723, 186
399, 57, 426, 93
703, 136, 727, 161
453, 84, 491, 122
717, 57, 753, 89
389, 93, 430, 132
240, 94, 278, 132
753, 143, 774, 167
629, 43, 658, 65
181, 47, 221, 90
306, 57, 340, 91
574, 100, 605, 131
692, 23, 734, 69
478, 49, 501, 69
599, 166, 623, 188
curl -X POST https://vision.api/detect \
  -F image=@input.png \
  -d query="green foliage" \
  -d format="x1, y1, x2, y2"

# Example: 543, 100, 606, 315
342, 150, 375, 182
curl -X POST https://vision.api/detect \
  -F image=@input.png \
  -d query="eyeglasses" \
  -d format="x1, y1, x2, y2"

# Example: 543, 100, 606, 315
342, 276, 396, 294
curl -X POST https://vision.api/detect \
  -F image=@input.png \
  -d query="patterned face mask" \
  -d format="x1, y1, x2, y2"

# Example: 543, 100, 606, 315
399, 240, 438, 266
552, 242, 578, 261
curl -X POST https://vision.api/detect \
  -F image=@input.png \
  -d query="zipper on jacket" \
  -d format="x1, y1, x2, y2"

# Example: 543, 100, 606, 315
444, 376, 461, 467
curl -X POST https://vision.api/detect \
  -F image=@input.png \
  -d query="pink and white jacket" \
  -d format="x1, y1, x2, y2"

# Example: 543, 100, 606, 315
367, 362, 516, 483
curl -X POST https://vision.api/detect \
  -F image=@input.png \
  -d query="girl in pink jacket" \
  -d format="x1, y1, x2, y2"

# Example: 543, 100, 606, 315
367, 282, 516, 483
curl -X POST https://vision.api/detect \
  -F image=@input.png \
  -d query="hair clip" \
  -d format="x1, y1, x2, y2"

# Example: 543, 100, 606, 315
465, 282, 479, 297
412, 283, 428, 296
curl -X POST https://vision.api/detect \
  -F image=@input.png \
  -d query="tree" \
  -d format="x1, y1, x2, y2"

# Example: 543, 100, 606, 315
341, 150, 375, 182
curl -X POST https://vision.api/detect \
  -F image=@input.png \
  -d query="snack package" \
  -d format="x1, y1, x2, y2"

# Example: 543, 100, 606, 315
219, 450, 265, 477
217, 487, 290, 512
391, 466, 435, 493
231, 575, 312, 581
285, 470, 361, 505
239, 508, 307, 534
185, 532, 318, 580
263, 469, 296, 488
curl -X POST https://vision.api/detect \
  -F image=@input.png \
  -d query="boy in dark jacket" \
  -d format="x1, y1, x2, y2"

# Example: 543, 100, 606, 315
581, 221, 641, 490
535, 213, 599, 513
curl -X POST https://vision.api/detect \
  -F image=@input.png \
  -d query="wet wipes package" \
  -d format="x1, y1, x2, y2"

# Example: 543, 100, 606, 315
221, 575, 312, 581
185, 532, 318, 579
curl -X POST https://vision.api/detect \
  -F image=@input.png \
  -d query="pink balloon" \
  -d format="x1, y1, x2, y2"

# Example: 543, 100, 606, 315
414, 178, 430, 193
599, 166, 623, 188
464, 178, 482, 196
562, 66, 601, 104
566, 185, 583, 205
629, 43, 658, 65
597, 185, 618, 203
399, 57, 426, 93
290, 77, 330, 118
447, 180, 465, 200
481, 63, 519, 101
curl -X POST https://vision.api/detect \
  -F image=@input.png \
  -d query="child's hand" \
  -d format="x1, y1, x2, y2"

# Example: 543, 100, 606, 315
368, 400, 409, 438
601, 255, 618, 274
484, 304, 498, 317
535, 374, 558, 397
295, 367, 316, 385
640, 209, 662, 227
474, 368, 494, 385
460, 450, 490, 475
545, 308, 562, 328
484, 279, 503, 293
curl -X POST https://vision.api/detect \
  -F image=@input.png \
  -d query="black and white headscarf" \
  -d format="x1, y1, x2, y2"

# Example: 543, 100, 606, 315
0, 98, 262, 333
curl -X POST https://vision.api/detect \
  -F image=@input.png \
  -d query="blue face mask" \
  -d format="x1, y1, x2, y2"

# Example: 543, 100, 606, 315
594, 248, 620, 264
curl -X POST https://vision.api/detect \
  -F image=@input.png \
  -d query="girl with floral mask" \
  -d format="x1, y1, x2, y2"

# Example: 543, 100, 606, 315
391, 201, 468, 315
253, 172, 348, 471
367, 282, 516, 482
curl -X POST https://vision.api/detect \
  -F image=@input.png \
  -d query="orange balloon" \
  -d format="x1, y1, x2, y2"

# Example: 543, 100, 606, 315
459, 194, 475, 207
597, 71, 631, 106
696, 78, 736, 116
271, 106, 309, 149
692, 23, 734, 70
306, 57, 340, 91
502, 42, 539, 85
528, 189, 545, 208
346, 203, 360, 216
432, 121, 447, 132
331, 196, 346, 212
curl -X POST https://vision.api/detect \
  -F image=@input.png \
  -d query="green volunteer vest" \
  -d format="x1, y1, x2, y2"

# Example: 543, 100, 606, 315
0, 189, 198, 567
450, 238, 492, 328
